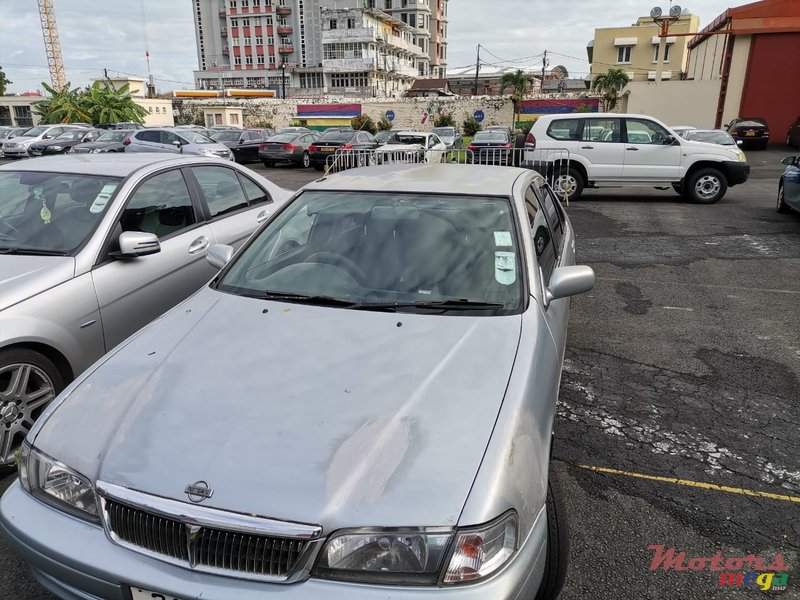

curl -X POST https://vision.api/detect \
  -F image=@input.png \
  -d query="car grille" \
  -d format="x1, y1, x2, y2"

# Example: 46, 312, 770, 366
100, 493, 316, 581
72, 147, 91, 153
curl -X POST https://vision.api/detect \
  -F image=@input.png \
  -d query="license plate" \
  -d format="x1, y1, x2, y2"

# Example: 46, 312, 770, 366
320, 147, 335, 152
131, 588, 184, 600
745, 131, 756, 136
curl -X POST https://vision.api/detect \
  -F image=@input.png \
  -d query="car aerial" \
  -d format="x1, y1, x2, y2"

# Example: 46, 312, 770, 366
1, 125, 87, 159
725, 117, 770, 150
376, 131, 448, 164
0, 162, 593, 600
125, 128, 233, 160
277, 126, 312, 135
210, 128, 269, 164
468, 129, 513, 165
670, 125, 697, 139
431, 126, 463, 150
777, 154, 800, 215
258, 131, 320, 168
71, 129, 134, 154
525, 113, 750, 203
308, 128, 378, 170
786, 116, 800, 148
27, 129, 103, 157
0, 154, 289, 467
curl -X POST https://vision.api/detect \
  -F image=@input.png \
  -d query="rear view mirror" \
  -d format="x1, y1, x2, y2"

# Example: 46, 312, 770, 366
782, 156, 798, 166
206, 243, 234, 269
115, 231, 161, 258
545, 265, 595, 304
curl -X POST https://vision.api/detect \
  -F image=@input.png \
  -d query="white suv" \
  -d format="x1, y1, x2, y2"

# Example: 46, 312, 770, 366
525, 113, 750, 203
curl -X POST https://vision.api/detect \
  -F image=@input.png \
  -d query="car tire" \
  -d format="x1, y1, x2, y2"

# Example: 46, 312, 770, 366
262, 160, 274, 168
671, 183, 683, 195
534, 469, 569, 600
777, 184, 791, 213
0, 348, 64, 471
553, 167, 584, 201
301, 151, 311, 168
686, 168, 727, 204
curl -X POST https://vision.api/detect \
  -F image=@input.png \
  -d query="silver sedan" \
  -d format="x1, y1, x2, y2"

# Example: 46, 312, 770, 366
0, 154, 289, 465
0, 164, 593, 599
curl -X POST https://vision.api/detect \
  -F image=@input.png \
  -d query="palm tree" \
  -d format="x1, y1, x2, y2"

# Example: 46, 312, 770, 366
33, 82, 91, 124
499, 69, 535, 126
80, 80, 148, 125
592, 68, 630, 111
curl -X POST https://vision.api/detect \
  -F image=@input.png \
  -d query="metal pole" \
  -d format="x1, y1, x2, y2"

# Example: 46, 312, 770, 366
473, 44, 480, 96
541, 50, 547, 90
281, 59, 286, 98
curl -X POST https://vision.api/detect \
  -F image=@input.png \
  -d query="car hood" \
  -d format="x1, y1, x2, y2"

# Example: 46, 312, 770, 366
34, 287, 522, 529
73, 141, 120, 149
0, 256, 75, 310
681, 138, 743, 161
2, 136, 36, 146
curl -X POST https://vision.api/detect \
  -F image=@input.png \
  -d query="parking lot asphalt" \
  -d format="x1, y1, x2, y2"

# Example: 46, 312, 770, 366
0, 148, 798, 599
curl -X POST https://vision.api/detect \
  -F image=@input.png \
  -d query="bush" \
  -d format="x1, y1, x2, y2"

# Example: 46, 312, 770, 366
518, 121, 534, 135
462, 114, 482, 136
351, 114, 377, 134
433, 112, 455, 128
249, 119, 274, 129
377, 115, 393, 131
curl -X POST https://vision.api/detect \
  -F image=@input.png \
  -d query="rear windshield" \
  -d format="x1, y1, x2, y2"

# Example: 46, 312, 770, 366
736, 120, 766, 127
268, 133, 299, 143
318, 131, 354, 142
474, 131, 508, 142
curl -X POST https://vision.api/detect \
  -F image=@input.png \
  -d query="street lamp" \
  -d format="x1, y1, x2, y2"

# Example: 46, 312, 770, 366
650, 5, 682, 85
280, 57, 287, 99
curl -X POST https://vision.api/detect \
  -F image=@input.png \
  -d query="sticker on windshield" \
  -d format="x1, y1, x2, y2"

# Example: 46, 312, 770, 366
495, 251, 516, 285
494, 231, 513, 247
89, 184, 117, 214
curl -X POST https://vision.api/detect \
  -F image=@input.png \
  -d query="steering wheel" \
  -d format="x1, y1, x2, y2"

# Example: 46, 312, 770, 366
304, 252, 367, 284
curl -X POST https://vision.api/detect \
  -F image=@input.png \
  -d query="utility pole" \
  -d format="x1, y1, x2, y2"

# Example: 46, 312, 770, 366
473, 44, 480, 96
541, 50, 548, 92
280, 58, 287, 99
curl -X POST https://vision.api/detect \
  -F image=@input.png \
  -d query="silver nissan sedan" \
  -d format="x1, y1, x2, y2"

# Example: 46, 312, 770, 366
0, 164, 594, 600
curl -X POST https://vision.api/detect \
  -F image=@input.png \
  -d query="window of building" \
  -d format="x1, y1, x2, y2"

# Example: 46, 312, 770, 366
242, 18, 250, 26
231, 114, 240, 124
385, 0, 392, 8
330, 72, 368, 88
346, 18, 355, 29
268, 36, 274, 45
257, 54, 265, 64
323, 42, 364, 60
241, 0, 248, 6
246, 55, 253, 64
231, 18, 238, 26
243, 36, 251, 45
299, 72, 324, 88
0, 106, 12, 126
617, 45, 632, 64
265, 15, 272, 25
231, 37, 239, 45
253, 0, 260, 6
329, 19, 337, 29
13, 106, 33, 127
234, 56, 242, 65
269, 54, 276, 64
229, 0, 237, 7
256, 36, 263, 44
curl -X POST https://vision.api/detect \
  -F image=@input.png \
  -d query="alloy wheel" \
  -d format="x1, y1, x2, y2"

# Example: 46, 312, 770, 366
694, 175, 721, 202
0, 363, 56, 465
554, 174, 577, 198
302, 152, 310, 168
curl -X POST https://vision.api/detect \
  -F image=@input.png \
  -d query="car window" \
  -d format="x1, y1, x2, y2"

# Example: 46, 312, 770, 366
357, 132, 372, 144
160, 131, 182, 146
525, 186, 557, 284
137, 130, 159, 143
537, 183, 564, 249
192, 166, 249, 217
120, 170, 196, 240
430, 134, 442, 147
546, 119, 581, 141
583, 118, 621, 143
238, 174, 272, 205
626, 119, 670, 145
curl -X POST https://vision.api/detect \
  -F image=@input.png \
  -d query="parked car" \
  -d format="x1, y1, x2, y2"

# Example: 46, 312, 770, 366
210, 129, 269, 164
1, 125, 87, 159
0, 154, 289, 467
258, 131, 320, 168
277, 126, 312, 135
96, 122, 144, 130
71, 129, 133, 154
375, 131, 448, 164
308, 128, 378, 170
777, 154, 800, 215
0, 127, 28, 157
252, 127, 276, 140
27, 129, 103, 156
725, 117, 770, 150
374, 129, 397, 145
125, 128, 233, 160
468, 129, 513, 165
670, 125, 697, 139
0, 163, 593, 600
525, 113, 750, 203
786, 116, 800, 148
683, 130, 746, 161
431, 126, 463, 150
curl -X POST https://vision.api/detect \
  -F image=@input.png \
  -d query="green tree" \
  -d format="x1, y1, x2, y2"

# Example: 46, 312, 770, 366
33, 82, 91, 124
499, 69, 535, 125
591, 68, 630, 111
377, 114, 393, 131
80, 80, 148, 125
0, 67, 11, 95
462, 114, 481, 136
351, 114, 377, 134
433, 112, 455, 127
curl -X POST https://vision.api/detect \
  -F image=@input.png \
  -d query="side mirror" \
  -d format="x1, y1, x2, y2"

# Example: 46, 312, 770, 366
206, 243, 234, 269
172, 140, 183, 147
42, 134, 52, 140
545, 265, 595, 304
115, 231, 160, 258
782, 156, 798, 166
736, 139, 743, 146
723, 122, 731, 128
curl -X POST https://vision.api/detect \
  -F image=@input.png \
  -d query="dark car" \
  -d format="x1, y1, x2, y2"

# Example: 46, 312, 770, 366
787, 116, 800, 148
259, 131, 320, 168
725, 118, 770, 150
210, 128, 268, 164
374, 130, 398, 146
467, 130, 513, 165
27, 129, 102, 156
71, 129, 133, 154
308, 129, 378, 170
777, 154, 800, 215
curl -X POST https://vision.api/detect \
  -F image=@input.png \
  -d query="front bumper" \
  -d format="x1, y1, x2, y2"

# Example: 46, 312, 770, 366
1, 481, 546, 600
2, 147, 30, 158
724, 161, 750, 186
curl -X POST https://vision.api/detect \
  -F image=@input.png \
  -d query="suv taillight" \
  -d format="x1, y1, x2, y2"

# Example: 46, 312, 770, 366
525, 133, 536, 148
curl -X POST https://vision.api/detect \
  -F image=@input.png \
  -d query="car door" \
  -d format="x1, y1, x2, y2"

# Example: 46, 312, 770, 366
622, 118, 683, 181
130, 130, 162, 153
578, 117, 625, 180
188, 164, 274, 249
427, 134, 446, 163
160, 130, 184, 154
91, 168, 217, 350
785, 158, 800, 208
239, 131, 257, 162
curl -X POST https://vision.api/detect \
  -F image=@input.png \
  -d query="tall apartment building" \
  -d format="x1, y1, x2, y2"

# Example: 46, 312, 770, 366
192, 0, 447, 92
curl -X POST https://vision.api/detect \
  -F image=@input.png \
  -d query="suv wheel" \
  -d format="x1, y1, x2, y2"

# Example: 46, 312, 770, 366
777, 184, 790, 213
687, 168, 727, 204
534, 469, 569, 600
553, 168, 584, 201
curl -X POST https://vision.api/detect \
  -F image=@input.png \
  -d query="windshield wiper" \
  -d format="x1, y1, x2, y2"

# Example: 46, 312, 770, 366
354, 299, 506, 312
0, 247, 70, 256
259, 291, 359, 307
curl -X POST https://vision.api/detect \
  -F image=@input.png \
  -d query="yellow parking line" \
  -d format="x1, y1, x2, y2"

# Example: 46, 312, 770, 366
579, 465, 800, 504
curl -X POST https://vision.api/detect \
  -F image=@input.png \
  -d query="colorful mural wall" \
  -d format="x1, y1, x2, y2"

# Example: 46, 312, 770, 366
293, 103, 362, 130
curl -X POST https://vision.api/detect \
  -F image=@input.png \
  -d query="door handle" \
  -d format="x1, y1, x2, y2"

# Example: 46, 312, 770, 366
256, 210, 271, 223
580, 145, 594, 150
626, 147, 639, 151
188, 236, 210, 255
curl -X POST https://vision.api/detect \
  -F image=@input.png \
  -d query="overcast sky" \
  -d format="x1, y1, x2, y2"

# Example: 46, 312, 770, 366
0, 0, 736, 94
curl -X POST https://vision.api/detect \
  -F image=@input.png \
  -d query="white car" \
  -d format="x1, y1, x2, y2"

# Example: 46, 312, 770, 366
524, 113, 750, 204
376, 132, 448, 164
670, 126, 698, 139
1, 125, 89, 159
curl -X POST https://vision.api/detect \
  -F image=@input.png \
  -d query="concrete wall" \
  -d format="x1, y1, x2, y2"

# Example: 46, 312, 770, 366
137, 99, 175, 127
721, 35, 752, 128
686, 32, 727, 80
622, 79, 722, 128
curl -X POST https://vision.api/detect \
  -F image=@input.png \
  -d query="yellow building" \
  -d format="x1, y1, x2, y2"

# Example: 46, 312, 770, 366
587, 13, 700, 83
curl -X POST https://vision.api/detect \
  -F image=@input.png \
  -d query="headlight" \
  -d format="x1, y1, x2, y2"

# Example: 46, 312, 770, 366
49, 145, 63, 151
19, 442, 99, 522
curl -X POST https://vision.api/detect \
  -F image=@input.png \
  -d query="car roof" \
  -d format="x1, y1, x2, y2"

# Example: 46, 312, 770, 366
304, 164, 530, 196
0, 154, 215, 177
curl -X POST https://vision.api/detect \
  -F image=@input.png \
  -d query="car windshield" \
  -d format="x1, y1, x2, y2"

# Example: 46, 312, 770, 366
687, 131, 736, 145
474, 131, 508, 142
317, 131, 354, 143
178, 131, 215, 144
95, 131, 128, 142
0, 172, 122, 254
393, 134, 427, 145
211, 131, 242, 142
216, 191, 523, 314
374, 131, 395, 142
21, 126, 48, 137
55, 130, 87, 141
431, 128, 454, 138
